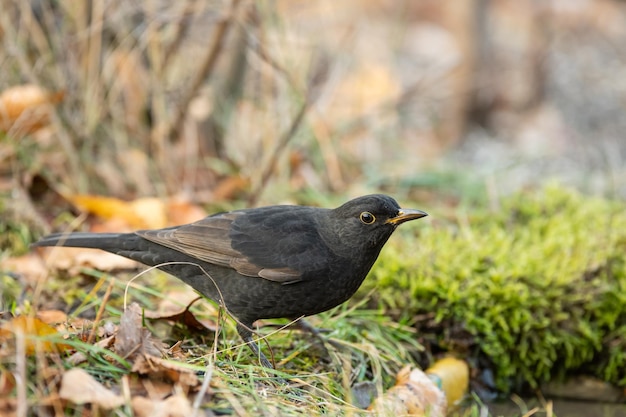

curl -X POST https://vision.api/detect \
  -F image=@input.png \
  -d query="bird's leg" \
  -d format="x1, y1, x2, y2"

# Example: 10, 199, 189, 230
292, 319, 342, 356
236, 323, 274, 369
293, 319, 324, 337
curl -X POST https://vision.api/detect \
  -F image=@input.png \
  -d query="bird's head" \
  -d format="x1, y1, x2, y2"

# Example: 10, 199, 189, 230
323, 194, 428, 257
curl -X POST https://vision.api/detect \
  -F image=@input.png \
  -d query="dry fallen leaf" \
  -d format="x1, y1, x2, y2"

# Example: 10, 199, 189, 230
0, 398, 17, 417
60, 363, 196, 414
35, 246, 133, 274
0, 84, 64, 134
67, 194, 167, 230
132, 354, 199, 390
368, 358, 469, 416
146, 306, 217, 333
35, 310, 68, 324
114, 303, 164, 360
35, 310, 94, 338
66, 194, 209, 230
0, 371, 16, 397
127, 375, 174, 401
37, 246, 138, 273
368, 365, 446, 417
59, 368, 125, 409
145, 295, 217, 333
131, 393, 192, 417
0, 253, 48, 285
154, 287, 212, 315
0, 316, 70, 355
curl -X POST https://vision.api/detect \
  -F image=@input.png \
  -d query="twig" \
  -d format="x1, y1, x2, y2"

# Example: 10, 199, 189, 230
191, 361, 214, 417
192, 305, 219, 417
15, 330, 27, 417
87, 280, 115, 345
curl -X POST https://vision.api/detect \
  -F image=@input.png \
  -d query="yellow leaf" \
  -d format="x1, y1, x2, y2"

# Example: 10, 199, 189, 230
1, 316, 69, 354
68, 194, 166, 229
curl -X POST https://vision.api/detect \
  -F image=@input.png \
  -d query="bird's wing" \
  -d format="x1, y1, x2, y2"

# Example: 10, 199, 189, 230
136, 207, 331, 284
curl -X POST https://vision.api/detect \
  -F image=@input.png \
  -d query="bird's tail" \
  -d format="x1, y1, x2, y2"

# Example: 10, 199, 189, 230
32, 232, 128, 251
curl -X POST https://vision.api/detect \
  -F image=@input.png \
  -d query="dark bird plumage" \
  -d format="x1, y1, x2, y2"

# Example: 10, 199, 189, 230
33, 194, 427, 367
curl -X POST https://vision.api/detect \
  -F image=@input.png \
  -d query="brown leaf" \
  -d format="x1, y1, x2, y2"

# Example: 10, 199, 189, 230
114, 303, 164, 360
155, 288, 209, 314
0, 84, 64, 134
145, 295, 217, 333
35, 310, 68, 324
0, 253, 47, 285
35, 310, 94, 342
131, 393, 192, 417
147, 307, 216, 333
0, 398, 17, 417
127, 375, 173, 400
0, 371, 16, 397
58, 316, 94, 336
59, 368, 125, 409
132, 354, 199, 390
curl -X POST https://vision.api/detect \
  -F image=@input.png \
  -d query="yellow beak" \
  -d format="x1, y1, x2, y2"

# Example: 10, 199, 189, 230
386, 208, 428, 225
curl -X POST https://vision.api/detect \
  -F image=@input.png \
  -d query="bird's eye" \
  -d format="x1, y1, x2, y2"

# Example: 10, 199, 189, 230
359, 212, 376, 224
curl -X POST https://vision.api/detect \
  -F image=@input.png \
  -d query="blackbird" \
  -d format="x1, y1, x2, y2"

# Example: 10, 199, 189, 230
34, 194, 427, 367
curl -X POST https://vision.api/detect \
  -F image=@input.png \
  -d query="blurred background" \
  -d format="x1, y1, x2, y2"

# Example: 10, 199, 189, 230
1, 0, 626, 217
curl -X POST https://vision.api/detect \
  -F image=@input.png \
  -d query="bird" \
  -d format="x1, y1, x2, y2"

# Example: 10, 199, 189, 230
33, 194, 427, 368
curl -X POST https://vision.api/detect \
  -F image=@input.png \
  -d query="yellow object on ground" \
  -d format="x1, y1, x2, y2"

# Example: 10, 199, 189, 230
426, 357, 470, 408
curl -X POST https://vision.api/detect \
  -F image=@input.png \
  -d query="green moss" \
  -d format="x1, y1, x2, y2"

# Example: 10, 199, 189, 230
365, 185, 626, 392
